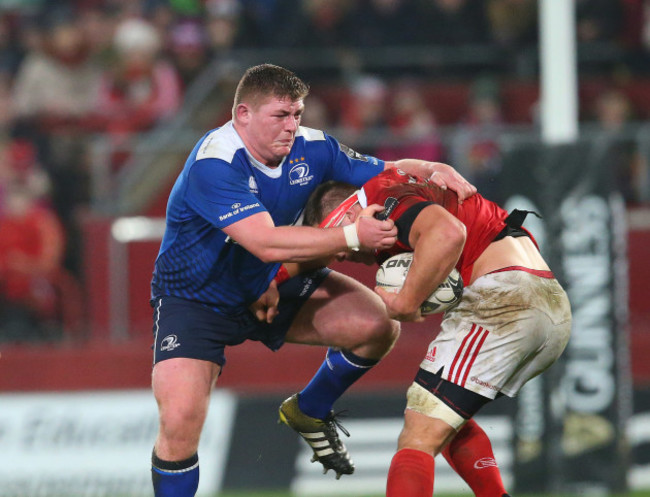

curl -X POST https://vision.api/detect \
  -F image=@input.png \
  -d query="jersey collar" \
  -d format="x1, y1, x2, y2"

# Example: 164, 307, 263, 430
245, 150, 285, 178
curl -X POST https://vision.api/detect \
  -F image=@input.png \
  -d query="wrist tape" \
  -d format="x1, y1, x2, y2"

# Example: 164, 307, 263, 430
343, 224, 360, 251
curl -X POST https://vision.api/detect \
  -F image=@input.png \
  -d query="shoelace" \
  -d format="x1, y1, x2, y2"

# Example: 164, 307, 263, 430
325, 410, 351, 438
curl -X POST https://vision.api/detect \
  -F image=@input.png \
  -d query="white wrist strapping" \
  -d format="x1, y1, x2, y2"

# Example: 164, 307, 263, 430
343, 224, 360, 251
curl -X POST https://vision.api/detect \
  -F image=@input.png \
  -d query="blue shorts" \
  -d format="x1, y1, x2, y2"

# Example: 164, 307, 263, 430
151, 268, 331, 367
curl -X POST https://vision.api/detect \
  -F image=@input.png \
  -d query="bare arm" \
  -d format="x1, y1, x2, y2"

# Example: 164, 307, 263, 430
375, 205, 466, 321
385, 159, 477, 203
224, 204, 396, 263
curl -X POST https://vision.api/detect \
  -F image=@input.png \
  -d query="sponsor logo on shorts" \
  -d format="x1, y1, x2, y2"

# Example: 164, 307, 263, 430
470, 376, 499, 391
299, 277, 313, 297
425, 346, 437, 362
161, 334, 181, 352
474, 457, 498, 469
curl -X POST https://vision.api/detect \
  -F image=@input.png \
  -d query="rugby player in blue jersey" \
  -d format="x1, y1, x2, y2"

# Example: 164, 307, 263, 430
149, 64, 476, 496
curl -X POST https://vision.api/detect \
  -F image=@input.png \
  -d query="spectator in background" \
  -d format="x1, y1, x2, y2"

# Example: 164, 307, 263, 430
300, 94, 333, 130
0, 71, 13, 139
94, 17, 182, 166
205, 0, 240, 52
0, 12, 25, 75
0, 182, 65, 342
591, 88, 649, 204
576, 0, 625, 44
204, 0, 263, 51
11, 14, 102, 275
12, 16, 101, 128
449, 76, 504, 202
167, 19, 208, 90
339, 75, 390, 154
486, 0, 537, 49
376, 80, 444, 164
417, 0, 491, 46
275, 0, 354, 48
346, 0, 421, 48
77, 5, 120, 66
0, 139, 51, 214
593, 87, 634, 131
189, 0, 255, 131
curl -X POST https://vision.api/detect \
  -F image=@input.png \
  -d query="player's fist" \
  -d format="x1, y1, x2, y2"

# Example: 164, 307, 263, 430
249, 279, 280, 323
375, 286, 424, 322
356, 204, 397, 250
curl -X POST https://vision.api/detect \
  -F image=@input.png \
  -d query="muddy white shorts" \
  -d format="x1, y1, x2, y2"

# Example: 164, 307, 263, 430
418, 267, 572, 399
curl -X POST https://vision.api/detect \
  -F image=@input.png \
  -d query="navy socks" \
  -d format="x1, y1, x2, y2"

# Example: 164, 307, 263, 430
298, 347, 378, 419
152, 451, 199, 497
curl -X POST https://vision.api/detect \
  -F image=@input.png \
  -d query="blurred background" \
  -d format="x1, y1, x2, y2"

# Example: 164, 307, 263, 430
0, 0, 648, 496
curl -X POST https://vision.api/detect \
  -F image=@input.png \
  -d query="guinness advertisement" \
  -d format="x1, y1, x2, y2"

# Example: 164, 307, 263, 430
499, 140, 633, 493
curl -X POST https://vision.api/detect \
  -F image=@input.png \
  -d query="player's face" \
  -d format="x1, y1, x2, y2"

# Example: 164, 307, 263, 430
244, 96, 304, 167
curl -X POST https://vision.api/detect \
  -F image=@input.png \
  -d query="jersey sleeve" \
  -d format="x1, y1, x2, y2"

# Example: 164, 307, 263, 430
186, 158, 267, 228
324, 134, 385, 187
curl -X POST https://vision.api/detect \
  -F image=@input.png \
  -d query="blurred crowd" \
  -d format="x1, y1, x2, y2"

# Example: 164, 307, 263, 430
0, 0, 648, 342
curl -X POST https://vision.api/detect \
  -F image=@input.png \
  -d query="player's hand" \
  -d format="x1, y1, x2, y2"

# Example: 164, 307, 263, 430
375, 286, 425, 323
427, 162, 477, 203
356, 204, 398, 250
249, 279, 280, 323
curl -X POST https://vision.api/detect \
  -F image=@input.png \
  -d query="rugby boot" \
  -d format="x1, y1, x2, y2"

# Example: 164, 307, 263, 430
278, 393, 354, 479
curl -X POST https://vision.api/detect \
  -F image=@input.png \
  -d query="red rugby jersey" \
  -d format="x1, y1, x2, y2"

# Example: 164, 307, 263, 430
360, 168, 509, 284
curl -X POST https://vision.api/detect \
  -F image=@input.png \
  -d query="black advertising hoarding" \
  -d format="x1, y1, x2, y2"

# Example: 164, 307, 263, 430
499, 139, 632, 493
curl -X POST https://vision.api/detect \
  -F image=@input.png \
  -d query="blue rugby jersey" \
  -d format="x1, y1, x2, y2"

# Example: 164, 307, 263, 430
151, 121, 385, 315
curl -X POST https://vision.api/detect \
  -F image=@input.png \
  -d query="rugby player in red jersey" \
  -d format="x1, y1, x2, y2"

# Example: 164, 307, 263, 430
298, 167, 572, 497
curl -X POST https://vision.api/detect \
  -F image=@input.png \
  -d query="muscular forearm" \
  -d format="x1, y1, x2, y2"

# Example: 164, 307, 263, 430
240, 225, 350, 263
224, 210, 396, 264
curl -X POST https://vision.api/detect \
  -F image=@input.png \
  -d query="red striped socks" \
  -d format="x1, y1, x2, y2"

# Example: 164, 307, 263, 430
387, 448, 435, 497
442, 419, 507, 497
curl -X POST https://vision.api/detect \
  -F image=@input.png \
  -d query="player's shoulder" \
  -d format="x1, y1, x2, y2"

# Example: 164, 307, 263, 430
195, 121, 245, 164
369, 167, 413, 187
296, 126, 327, 143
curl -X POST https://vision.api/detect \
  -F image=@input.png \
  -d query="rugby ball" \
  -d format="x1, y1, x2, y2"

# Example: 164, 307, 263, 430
375, 252, 463, 315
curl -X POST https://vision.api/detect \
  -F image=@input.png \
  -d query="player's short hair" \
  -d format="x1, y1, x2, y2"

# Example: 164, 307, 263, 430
303, 181, 357, 227
233, 64, 310, 113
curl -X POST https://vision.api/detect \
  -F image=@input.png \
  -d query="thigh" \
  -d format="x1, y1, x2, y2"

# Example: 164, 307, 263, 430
501, 315, 571, 396
153, 357, 221, 414
285, 270, 396, 350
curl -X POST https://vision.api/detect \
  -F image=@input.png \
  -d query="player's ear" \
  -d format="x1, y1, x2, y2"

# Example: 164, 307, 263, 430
235, 103, 251, 123
344, 209, 357, 224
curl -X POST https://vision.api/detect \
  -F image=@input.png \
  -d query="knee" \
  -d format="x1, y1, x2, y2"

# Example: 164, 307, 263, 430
352, 314, 400, 356
379, 318, 400, 348
158, 403, 206, 445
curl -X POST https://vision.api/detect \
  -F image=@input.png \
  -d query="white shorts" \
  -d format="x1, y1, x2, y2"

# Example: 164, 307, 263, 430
418, 268, 572, 399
